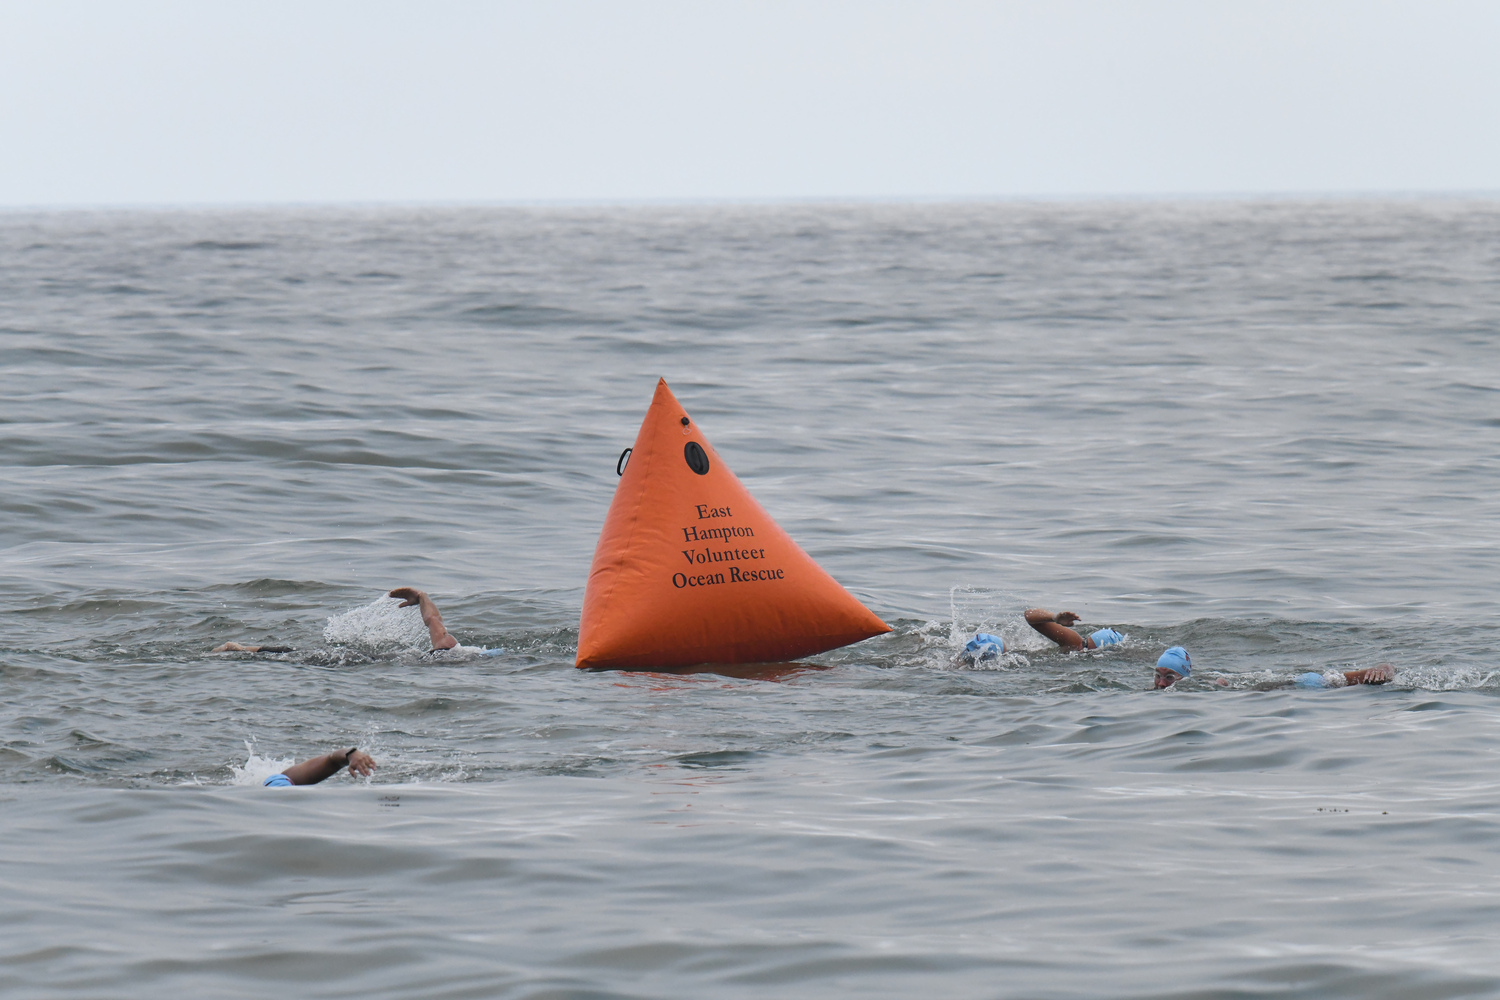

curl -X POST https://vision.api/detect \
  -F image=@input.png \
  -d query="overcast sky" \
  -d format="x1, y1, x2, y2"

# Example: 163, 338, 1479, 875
2, 1, 1497, 207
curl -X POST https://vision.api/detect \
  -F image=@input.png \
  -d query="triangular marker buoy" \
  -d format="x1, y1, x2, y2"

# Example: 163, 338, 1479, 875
577, 379, 891, 670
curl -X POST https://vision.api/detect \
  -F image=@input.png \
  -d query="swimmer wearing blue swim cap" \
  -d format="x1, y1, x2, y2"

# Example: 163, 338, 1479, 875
1156, 658, 1394, 691
1025, 608, 1126, 651
962, 632, 1006, 662
1154, 647, 1192, 688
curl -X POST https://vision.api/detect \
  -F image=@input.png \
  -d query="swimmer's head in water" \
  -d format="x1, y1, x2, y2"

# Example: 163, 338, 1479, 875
1294, 671, 1330, 689
1154, 646, 1191, 688
963, 632, 1006, 660
1090, 628, 1123, 648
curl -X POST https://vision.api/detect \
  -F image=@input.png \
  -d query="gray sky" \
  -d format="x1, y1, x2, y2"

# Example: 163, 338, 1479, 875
2, 0, 1497, 206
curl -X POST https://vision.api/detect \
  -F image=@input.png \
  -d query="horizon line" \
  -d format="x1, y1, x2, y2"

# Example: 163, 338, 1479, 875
4, 189, 1500, 215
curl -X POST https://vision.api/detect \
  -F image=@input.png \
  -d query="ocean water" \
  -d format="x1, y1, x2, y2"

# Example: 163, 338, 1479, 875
3, 201, 1500, 999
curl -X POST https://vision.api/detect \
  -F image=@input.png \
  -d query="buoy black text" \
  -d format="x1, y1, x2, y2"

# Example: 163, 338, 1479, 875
682, 524, 755, 542
672, 566, 784, 588
729, 567, 784, 582
681, 547, 766, 566
672, 572, 726, 588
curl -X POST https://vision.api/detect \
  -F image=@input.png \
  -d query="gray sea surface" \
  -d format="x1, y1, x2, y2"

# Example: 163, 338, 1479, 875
2, 201, 1499, 998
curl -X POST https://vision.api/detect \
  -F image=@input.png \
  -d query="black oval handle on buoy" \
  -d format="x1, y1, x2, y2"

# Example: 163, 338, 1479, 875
684, 441, 710, 475
616, 448, 632, 476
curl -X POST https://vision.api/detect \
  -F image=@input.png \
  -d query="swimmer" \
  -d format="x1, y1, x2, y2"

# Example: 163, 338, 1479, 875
213, 586, 467, 655
1154, 646, 1192, 688
1155, 649, 1395, 690
1024, 608, 1124, 651
388, 586, 458, 652
960, 632, 1007, 662
262, 747, 376, 786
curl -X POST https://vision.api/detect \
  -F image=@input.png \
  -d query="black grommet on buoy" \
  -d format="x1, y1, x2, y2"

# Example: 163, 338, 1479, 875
684, 441, 710, 475
616, 448, 632, 476
680, 416, 690, 426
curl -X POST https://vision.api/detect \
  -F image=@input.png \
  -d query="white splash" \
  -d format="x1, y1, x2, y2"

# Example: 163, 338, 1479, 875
323, 595, 429, 651
229, 740, 295, 786
944, 584, 1048, 660
425, 644, 501, 661
949, 584, 1008, 649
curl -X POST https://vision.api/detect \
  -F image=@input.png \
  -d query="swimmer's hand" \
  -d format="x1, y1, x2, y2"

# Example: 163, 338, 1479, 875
343, 749, 377, 777
1344, 664, 1394, 686
388, 587, 424, 608
1054, 611, 1081, 626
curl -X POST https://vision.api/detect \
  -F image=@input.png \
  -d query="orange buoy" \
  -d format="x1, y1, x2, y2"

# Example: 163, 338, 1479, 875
577, 379, 891, 670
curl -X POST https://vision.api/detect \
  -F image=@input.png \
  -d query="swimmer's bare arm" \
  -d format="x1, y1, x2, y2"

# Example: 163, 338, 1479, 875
1025, 608, 1088, 651
1344, 664, 1394, 685
388, 587, 458, 650
211, 642, 293, 653
280, 748, 376, 785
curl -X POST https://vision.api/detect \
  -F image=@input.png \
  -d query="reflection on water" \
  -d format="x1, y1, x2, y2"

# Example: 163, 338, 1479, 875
603, 661, 834, 681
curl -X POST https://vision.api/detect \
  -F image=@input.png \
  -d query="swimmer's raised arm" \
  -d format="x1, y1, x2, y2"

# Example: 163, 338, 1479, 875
389, 587, 458, 650
1025, 608, 1088, 651
279, 747, 376, 785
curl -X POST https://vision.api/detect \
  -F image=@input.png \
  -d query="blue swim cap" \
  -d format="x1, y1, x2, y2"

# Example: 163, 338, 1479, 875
1294, 671, 1329, 689
1090, 628, 1124, 648
263, 773, 293, 787
1156, 646, 1192, 677
964, 632, 1006, 660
